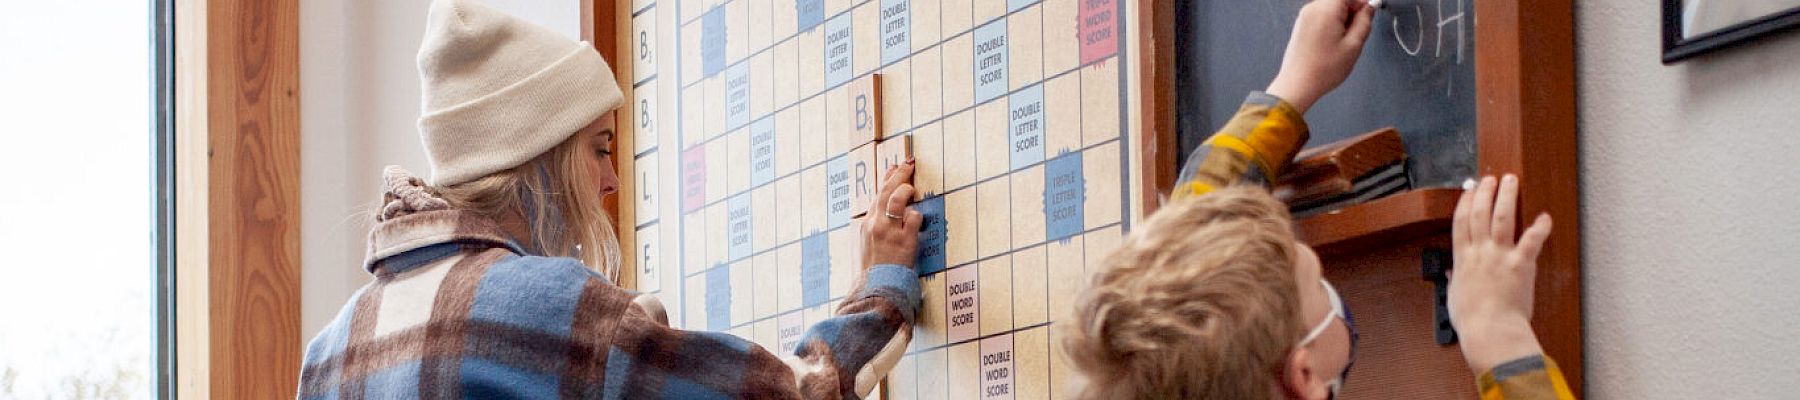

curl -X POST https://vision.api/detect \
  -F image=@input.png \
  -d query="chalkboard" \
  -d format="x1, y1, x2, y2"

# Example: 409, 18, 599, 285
1174, 0, 1476, 188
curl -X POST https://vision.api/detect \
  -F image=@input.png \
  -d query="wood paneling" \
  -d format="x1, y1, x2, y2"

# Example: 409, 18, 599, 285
1136, 0, 1176, 215
177, 0, 303, 397
588, 0, 640, 289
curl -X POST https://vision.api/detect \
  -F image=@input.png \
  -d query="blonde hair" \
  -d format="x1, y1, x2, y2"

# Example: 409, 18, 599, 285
434, 133, 622, 282
1061, 186, 1305, 399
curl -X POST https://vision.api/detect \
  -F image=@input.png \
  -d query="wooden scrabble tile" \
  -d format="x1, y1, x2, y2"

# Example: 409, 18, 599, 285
776, 107, 801, 176
875, 135, 914, 189
634, 224, 662, 293
776, 242, 804, 312
751, 51, 774, 117
941, 0, 973, 37
978, 255, 1013, 336
912, 0, 942, 51
881, 63, 912, 135
941, 111, 977, 189
774, 40, 800, 108
775, 174, 803, 243
1011, 165, 1046, 247
940, 34, 975, 112
681, 18, 704, 86
829, 222, 861, 297
889, 354, 919, 400
1080, 60, 1120, 146
636, 152, 661, 226
854, 2, 881, 75
910, 47, 944, 122
727, 127, 751, 194
1011, 244, 1047, 326
1043, 72, 1081, 154
826, 85, 852, 155
1008, 6, 1044, 90
634, 80, 661, 154
917, 348, 950, 400
976, 177, 1011, 259
799, 96, 828, 166
800, 165, 828, 235
725, 0, 749, 64
847, 143, 878, 218
632, 10, 659, 85
945, 188, 978, 266
948, 341, 981, 400
752, 251, 779, 319
911, 122, 945, 199
974, 0, 1004, 25
848, 74, 886, 146
1013, 326, 1050, 400
1041, 0, 1079, 75
1045, 234, 1083, 322
975, 97, 1010, 181
752, 184, 777, 250
798, 30, 825, 97
730, 258, 755, 326
1082, 143, 1122, 227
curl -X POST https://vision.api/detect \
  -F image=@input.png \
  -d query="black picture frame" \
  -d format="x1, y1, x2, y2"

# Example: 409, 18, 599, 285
1664, 0, 1800, 64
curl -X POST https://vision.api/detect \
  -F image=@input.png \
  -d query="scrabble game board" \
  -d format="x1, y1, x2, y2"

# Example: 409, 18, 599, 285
622, 0, 1142, 396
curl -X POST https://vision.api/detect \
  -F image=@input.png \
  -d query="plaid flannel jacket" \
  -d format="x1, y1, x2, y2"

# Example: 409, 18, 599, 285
299, 169, 919, 399
1176, 92, 1576, 400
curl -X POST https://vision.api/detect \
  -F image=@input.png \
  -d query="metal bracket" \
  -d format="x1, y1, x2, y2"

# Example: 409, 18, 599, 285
1422, 248, 1458, 345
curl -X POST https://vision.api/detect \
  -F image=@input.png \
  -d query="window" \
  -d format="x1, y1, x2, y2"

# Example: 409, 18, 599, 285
0, 0, 172, 398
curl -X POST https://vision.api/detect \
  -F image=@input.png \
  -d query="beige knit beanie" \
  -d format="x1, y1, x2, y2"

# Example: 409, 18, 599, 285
416, 0, 624, 186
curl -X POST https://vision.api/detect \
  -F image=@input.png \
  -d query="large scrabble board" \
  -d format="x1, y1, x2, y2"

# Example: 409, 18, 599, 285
621, 0, 1145, 396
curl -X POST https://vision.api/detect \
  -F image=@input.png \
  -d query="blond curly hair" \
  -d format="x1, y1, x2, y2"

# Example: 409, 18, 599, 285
1061, 186, 1305, 399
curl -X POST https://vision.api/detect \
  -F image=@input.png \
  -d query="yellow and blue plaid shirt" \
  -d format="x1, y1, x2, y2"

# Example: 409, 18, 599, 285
1178, 92, 1576, 399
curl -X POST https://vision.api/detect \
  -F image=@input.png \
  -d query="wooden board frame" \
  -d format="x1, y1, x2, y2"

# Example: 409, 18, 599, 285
175, 0, 304, 397
588, 0, 639, 289
1137, 0, 1582, 395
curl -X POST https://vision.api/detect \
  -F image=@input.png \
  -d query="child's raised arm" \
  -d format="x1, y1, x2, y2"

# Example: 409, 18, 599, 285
1172, 0, 1373, 201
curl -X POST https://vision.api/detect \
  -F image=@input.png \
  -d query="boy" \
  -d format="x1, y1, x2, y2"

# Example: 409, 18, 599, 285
1060, 0, 1575, 398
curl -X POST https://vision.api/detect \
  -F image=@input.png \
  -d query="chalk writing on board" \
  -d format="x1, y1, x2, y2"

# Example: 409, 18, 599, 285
1390, 0, 1466, 94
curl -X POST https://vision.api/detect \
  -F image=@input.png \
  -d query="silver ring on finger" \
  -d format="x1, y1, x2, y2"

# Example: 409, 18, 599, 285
884, 211, 903, 220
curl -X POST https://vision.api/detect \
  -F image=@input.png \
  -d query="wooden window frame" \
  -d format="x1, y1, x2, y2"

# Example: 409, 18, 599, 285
174, 0, 303, 397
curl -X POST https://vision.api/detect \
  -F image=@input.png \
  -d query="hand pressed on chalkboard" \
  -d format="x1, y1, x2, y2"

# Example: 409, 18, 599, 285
862, 160, 924, 270
1265, 0, 1376, 114
1448, 175, 1555, 374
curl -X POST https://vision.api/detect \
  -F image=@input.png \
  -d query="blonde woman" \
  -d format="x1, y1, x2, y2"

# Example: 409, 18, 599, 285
298, 0, 924, 398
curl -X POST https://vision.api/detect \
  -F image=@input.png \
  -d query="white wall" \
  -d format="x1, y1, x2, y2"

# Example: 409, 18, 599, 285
1578, 2, 1800, 398
299, 0, 583, 340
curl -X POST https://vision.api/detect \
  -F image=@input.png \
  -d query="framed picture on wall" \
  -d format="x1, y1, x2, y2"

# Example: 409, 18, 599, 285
1664, 0, 1800, 63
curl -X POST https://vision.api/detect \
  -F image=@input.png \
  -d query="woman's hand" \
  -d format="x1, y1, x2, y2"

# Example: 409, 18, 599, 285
862, 161, 924, 269
1447, 175, 1554, 373
1266, 0, 1376, 113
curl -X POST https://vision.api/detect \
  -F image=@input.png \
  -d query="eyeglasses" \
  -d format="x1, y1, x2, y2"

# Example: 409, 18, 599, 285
1296, 279, 1358, 398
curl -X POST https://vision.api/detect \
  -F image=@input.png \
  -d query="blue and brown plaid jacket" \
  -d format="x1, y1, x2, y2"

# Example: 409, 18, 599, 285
299, 168, 919, 399
1179, 92, 1576, 400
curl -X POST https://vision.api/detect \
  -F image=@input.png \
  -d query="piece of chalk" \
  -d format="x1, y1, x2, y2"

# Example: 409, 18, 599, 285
1461, 178, 1476, 190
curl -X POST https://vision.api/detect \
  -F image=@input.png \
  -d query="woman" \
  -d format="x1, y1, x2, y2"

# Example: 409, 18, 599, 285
298, 0, 924, 398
